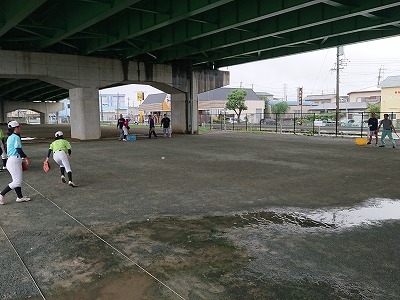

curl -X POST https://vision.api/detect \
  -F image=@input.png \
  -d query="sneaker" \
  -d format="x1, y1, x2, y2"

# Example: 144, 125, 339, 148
16, 196, 31, 202
393, 146, 396, 148
379, 145, 385, 147
367, 142, 371, 145
0, 194, 5, 205
68, 181, 78, 187
61, 175, 66, 183
2, 166, 6, 170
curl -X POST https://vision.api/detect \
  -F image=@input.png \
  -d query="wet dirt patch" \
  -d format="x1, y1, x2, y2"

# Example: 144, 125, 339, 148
34, 200, 400, 299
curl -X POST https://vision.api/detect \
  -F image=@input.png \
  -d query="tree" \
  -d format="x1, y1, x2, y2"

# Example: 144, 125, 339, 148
225, 89, 248, 123
366, 103, 380, 114
271, 101, 290, 117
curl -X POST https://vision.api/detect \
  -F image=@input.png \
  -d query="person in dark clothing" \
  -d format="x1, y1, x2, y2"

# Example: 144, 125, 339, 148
378, 113, 396, 148
148, 115, 157, 139
160, 114, 171, 138
117, 114, 125, 141
367, 112, 379, 145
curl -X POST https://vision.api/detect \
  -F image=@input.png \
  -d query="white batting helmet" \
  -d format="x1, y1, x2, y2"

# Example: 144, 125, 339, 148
55, 131, 64, 138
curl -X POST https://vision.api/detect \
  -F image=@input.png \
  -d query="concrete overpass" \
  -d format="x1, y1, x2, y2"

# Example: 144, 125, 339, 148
1, 1, 400, 139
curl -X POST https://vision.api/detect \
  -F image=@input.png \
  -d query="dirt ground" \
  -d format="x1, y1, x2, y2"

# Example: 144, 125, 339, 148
0, 125, 399, 299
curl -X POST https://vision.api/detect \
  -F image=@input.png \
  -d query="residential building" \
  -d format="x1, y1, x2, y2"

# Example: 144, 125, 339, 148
139, 93, 171, 123
99, 93, 128, 122
198, 87, 265, 123
303, 94, 338, 105
348, 87, 381, 103
379, 75, 400, 123
304, 88, 381, 124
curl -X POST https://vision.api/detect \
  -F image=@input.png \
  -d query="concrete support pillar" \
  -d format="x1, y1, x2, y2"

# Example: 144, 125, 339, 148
171, 71, 199, 134
171, 93, 187, 134
69, 87, 101, 140
39, 112, 45, 125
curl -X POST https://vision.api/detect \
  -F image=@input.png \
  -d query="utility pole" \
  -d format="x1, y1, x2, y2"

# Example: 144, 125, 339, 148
283, 84, 287, 101
336, 47, 340, 132
377, 66, 385, 85
331, 46, 346, 135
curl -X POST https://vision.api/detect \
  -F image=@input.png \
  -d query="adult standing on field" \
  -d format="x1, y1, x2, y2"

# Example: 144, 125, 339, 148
160, 114, 171, 138
117, 114, 126, 141
0, 121, 31, 205
378, 114, 396, 148
148, 115, 157, 139
367, 112, 379, 145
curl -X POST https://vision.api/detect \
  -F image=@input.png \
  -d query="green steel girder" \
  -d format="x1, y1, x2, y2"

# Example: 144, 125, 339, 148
84, 0, 235, 54
211, 13, 400, 63
35, 0, 142, 50
217, 27, 400, 67
122, 0, 322, 59
209, 14, 400, 67
0, 0, 46, 37
157, 0, 400, 62
29, 86, 68, 102
0, 79, 48, 101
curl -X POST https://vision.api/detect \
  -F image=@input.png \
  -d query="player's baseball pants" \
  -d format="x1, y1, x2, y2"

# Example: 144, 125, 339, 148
53, 150, 72, 173
6, 156, 23, 189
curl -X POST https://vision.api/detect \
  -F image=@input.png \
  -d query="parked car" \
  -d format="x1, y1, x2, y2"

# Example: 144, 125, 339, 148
340, 119, 361, 127
260, 118, 277, 125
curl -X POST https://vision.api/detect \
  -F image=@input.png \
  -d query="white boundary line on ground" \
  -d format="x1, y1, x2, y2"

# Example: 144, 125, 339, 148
23, 181, 186, 300
0, 224, 46, 300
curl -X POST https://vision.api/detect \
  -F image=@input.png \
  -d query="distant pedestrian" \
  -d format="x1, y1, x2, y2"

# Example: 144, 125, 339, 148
45, 131, 77, 187
0, 121, 31, 205
378, 114, 396, 148
160, 114, 171, 138
0, 128, 7, 170
117, 114, 126, 141
148, 115, 157, 139
367, 113, 379, 145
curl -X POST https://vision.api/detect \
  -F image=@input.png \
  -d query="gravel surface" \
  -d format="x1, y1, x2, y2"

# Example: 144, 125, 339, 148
0, 125, 399, 299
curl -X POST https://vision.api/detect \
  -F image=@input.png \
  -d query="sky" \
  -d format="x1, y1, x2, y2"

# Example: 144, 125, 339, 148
102, 35, 400, 105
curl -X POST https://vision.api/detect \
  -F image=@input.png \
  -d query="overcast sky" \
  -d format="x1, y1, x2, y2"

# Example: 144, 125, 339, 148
103, 35, 400, 105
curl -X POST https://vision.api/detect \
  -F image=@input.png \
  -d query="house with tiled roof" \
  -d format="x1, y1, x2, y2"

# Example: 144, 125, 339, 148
198, 87, 265, 123
139, 88, 266, 124
139, 93, 171, 123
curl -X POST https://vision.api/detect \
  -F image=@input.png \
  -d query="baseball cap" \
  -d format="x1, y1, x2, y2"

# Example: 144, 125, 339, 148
55, 131, 64, 137
8, 120, 20, 128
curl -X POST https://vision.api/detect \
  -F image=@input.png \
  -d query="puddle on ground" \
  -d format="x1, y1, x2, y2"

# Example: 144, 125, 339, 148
27, 198, 400, 299
304, 198, 400, 228
238, 198, 400, 230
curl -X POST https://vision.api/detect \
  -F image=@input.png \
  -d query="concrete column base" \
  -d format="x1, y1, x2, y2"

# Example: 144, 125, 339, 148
69, 87, 100, 140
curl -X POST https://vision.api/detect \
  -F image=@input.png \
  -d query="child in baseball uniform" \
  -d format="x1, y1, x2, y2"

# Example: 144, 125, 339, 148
45, 131, 77, 187
0, 121, 31, 204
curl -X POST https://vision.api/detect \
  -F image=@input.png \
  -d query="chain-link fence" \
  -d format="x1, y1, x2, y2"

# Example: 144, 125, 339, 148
198, 112, 400, 137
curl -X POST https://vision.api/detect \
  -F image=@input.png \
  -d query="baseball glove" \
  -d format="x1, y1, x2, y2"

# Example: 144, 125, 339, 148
43, 160, 51, 173
22, 161, 28, 171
